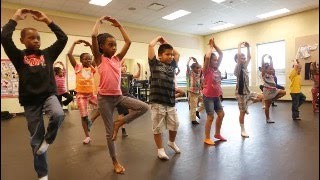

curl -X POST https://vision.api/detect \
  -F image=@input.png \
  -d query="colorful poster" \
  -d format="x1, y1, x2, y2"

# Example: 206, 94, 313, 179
1, 59, 19, 97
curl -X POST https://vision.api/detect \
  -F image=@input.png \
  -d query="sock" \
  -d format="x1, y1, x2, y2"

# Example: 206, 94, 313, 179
36, 140, 49, 155
240, 124, 249, 137
168, 141, 181, 153
157, 148, 169, 160
39, 175, 48, 180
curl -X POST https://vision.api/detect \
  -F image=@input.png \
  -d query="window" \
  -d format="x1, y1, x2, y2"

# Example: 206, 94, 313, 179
219, 47, 251, 86
256, 40, 286, 85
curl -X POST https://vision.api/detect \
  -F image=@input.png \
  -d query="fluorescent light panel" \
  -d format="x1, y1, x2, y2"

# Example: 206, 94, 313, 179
162, 10, 191, 20
257, 8, 290, 19
89, 0, 112, 6
210, 23, 235, 30
211, 0, 226, 3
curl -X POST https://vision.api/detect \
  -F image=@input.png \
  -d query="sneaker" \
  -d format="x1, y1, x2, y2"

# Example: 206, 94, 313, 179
271, 103, 277, 107
196, 111, 201, 119
36, 140, 49, 155
204, 138, 215, 145
241, 131, 249, 138
87, 119, 93, 132
266, 119, 275, 123
157, 148, 169, 160
293, 117, 302, 121
83, 137, 91, 144
39, 175, 48, 180
122, 128, 128, 137
191, 120, 199, 125
168, 141, 181, 153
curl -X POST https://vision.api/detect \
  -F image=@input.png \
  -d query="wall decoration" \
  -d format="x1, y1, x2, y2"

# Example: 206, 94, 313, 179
1, 59, 19, 97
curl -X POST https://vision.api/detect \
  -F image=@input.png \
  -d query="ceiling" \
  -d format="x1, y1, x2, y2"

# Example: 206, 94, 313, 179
3, 0, 319, 35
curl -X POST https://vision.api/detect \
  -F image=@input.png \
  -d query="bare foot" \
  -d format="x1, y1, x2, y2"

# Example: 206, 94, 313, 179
112, 119, 125, 141
113, 162, 125, 174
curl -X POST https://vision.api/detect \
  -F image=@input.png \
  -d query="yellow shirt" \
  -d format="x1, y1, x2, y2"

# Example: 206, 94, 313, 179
289, 69, 301, 93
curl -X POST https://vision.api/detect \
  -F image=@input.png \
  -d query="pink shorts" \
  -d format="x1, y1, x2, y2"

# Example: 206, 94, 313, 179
76, 93, 97, 117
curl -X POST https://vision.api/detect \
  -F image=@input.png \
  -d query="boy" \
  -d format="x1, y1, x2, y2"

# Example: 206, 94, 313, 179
186, 57, 204, 124
1, 9, 68, 180
289, 61, 306, 120
234, 42, 262, 138
148, 36, 181, 160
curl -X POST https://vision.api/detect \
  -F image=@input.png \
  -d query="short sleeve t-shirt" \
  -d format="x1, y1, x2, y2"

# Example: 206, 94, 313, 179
149, 56, 176, 107
202, 68, 222, 97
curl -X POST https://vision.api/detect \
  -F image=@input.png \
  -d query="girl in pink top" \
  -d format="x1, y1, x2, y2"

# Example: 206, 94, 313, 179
67, 39, 100, 144
202, 37, 226, 146
311, 61, 319, 112
91, 16, 149, 174
54, 61, 73, 106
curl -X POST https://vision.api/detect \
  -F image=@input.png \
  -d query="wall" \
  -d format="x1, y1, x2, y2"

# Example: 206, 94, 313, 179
1, 3, 204, 113
204, 8, 319, 101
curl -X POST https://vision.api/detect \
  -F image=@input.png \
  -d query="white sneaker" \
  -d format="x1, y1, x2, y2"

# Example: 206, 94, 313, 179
157, 148, 169, 160
167, 141, 181, 154
266, 119, 275, 123
39, 175, 48, 180
83, 137, 91, 144
36, 140, 49, 155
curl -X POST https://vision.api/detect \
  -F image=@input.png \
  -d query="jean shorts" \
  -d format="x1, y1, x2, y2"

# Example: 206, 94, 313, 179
203, 95, 223, 115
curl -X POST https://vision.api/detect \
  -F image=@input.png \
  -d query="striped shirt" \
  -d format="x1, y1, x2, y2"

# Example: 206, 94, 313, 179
186, 69, 202, 94
149, 56, 176, 107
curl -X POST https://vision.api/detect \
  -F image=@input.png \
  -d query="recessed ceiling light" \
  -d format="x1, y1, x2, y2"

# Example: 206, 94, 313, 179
211, 0, 226, 3
256, 8, 290, 19
210, 23, 235, 30
89, 0, 112, 6
128, 7, 136, 10
162, 10, 191, 21
147, 3, 165, 11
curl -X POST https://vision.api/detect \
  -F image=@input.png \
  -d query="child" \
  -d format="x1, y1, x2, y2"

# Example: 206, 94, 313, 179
117, 61, 142, 137
67, 39, 100, 144
53, 61, 73, 106
271, 68, 285, 106
202, 37, 226, 145
186, 57, 204, 124
174, 65, 186, 98
91, 16, 149, 174
234, 42, 263, 138
289, 60, 306, 120
1, 9, 68, 180
261, 55, 286, 123
148, 36, 181, 160
310, 61, 319, 112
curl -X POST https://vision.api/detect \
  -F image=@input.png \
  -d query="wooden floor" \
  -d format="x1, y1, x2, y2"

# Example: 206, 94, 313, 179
1, 100, 319, 180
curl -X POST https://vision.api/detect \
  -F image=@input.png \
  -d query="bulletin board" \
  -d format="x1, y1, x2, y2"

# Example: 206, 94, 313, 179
1, 59, 19, 97
295, 34, 319, 85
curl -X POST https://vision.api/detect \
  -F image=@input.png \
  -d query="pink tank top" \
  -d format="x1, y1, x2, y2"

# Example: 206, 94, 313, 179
202, 68, 222, 97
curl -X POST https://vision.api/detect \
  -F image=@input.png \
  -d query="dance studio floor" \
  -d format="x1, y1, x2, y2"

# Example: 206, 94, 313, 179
1, 100, 319, 180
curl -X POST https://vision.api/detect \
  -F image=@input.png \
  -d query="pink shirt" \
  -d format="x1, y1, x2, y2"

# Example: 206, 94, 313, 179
314, 74, 319, 88
98, 55, 122, 95
55, 74, 66, 95
202, 68, 222, 97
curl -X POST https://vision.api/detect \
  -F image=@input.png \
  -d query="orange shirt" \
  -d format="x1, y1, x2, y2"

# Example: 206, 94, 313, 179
74, 64, 96, 93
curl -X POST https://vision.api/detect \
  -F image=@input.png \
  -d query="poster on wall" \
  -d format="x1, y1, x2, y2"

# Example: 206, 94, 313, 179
1, 59, 19, 97
295, 34, 319, 85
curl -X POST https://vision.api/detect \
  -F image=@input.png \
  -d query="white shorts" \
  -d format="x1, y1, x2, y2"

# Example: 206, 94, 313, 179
151, 103, 179, 134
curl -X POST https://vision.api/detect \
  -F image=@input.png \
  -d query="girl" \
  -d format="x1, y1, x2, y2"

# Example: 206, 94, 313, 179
67, 39, 100, 144
91, 16, 149, 174
261, 54, 286, 123
54, 61, 73, 107
203, 37, 226, 145
310, 61, 319, 112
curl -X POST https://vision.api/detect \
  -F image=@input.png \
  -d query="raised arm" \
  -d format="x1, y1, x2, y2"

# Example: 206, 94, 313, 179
133, 62, 141, 79
244, 42, 251, 66
101, 17, 132, 60
204, 38, 214, 71
148, 36, 163, 60
214, 39, 223, 66
91, 17, 104, 66
67, 40, 81, 68
162, 37, 180, 63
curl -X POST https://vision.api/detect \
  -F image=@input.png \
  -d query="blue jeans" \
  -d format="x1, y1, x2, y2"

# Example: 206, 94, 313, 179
290, 93, 306, 119
23, 95, 65, 178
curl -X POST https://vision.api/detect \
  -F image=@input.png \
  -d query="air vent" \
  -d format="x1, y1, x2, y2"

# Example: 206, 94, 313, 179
147, 3, 165, 11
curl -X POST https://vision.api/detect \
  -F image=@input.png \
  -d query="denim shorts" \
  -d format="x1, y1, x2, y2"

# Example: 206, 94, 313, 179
203, 95, 223, 114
